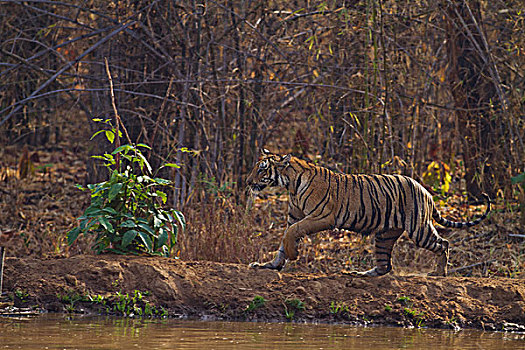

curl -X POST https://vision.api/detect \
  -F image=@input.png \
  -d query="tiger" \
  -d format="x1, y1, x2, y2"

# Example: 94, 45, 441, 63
246, 149, 491, 277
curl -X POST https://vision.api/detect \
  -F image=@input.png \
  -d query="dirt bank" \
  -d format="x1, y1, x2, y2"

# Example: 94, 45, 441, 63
3, 255, 524, 331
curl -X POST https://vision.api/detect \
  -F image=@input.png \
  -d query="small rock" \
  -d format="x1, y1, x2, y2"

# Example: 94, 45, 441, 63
64, 274, 78, 286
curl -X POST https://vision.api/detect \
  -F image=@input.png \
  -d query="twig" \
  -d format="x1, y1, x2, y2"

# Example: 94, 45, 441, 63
509, 234, 525, 239
104, 59, 130, 146
0, 246, 5, 296
281, 10, 334, 22
105, 57, 122, 170
448, 259, 496, 274
151, 76, 174, 144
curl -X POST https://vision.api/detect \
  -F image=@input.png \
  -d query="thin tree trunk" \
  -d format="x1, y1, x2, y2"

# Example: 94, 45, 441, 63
229, 0, 246, 199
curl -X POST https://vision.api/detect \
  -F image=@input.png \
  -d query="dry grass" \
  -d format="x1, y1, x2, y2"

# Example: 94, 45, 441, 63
0, 146, 90, 257
177, 194, 286, 264
178, 191, 524, 279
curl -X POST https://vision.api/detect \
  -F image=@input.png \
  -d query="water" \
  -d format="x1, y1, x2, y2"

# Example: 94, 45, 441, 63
0, 315, 523, 349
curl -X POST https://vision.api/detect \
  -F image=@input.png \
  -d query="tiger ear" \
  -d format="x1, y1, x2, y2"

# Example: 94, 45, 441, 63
261, 148, 271, 156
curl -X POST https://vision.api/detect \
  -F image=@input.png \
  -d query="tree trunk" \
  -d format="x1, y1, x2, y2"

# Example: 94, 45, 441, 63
444, 0, 497, 198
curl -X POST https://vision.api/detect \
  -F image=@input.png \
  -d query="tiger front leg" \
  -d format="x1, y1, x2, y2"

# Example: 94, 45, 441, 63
282, 226, 301, 260
282, 216, 333, 261
249, 222, 296, 271
249, 225, 297, 270
249, 223, 302, 270
250, 215, 332, 271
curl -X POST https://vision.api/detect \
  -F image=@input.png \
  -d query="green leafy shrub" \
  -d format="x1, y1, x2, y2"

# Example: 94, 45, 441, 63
329, 301, 349, 314
68, 120, 185, 256
284, 298, 305, 320
245, 295, 266, 312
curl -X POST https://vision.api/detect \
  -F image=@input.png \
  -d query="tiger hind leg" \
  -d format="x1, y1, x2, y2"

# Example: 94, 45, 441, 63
410, 223, 449, 277
343, 229, 403, 278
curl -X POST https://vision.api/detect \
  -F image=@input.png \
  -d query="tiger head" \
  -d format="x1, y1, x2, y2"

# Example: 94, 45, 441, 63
246, 149, 291, 194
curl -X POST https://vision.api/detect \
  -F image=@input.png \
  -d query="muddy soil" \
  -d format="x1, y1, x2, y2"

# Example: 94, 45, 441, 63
3, 255, 525, 331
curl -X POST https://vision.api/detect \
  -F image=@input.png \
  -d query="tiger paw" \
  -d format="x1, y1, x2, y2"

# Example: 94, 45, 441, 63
249, 261, 274, 269
249, 262, 264, 269
249, 261, 284, 271
341, 270, 361, 277
342, 267, 385, 277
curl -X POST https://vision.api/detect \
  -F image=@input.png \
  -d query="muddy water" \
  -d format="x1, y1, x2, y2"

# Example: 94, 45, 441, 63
1, 315, 523, 349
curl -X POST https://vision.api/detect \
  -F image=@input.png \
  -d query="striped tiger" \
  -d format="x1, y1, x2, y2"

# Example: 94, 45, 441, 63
246, 149, 490, 277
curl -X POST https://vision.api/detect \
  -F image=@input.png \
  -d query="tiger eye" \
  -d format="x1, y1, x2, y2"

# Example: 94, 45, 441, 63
259, 160, 268, 169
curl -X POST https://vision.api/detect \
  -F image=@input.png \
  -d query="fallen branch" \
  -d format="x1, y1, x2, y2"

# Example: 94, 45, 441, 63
449, 259, 496, 274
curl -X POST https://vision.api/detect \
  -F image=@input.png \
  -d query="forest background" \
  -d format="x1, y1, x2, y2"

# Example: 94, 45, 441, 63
0, 0, 523, 278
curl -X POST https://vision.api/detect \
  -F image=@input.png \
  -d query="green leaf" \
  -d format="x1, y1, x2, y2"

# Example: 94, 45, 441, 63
137, 231, 153, 252
138, 223, 155, 236
156, 190, 167, 203
122, 154, 133, 163
102, 207, 118, 215
67, 227, 81, 245
119, 219, 136, 228
90, 183, 108, 195
105, 130, 115, 143
91, 155, 110, 161
153, 214, 163, 228
163, 163, 181, 168
75, 184, 87, 191
172, 210, 186, 231
90, 130, 106, 140
161, 245, 169, 257
170, 226, 178, 246
137, 143, 151, 149
98, 216, 114, 233
511, 172, 525, 185
122, 230, 138, 248
153, 178, 172, 185
105, 248, 128, 255
108, 182, 124, 201
157, 228, 168, 248
112, 144, 134, 155
79, 218, 88, 230
84, 206, 103, 217
136, 151, 152, 174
